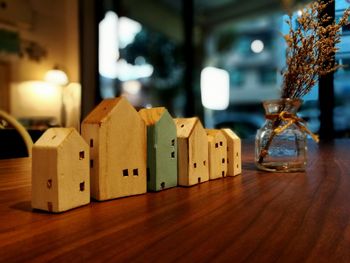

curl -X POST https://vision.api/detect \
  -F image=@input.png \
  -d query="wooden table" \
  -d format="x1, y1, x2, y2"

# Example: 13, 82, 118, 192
0, 140, 350, 262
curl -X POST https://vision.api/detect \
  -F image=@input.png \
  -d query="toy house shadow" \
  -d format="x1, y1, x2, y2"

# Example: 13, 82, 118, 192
10, 201, 35, 213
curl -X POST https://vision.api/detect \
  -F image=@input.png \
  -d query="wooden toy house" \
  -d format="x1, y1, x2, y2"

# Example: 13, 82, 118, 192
139, 107, 177, 191
206, 129, 227, 180
81, 97, 146, 201
174, 117, 209, 186
32, 128, 90, 213
221, 128, 242, 176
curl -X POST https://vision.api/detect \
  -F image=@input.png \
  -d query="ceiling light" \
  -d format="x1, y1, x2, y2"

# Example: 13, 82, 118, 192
251, 39, 264, 54
200, 67, 230, 110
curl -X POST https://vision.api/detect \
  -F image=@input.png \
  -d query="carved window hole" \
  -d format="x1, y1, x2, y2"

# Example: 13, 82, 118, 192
181, 124, 185, 128
203, 160, 206, 166
198, 177, 201, 183
47, 179, 52, 189
171, 151, 175, 158
90, 160, 94, 168
90, 139, 94, 147
194, 163, 197, 168
161, 182, 165, 189
123, 169, 129, 176
222, 171, 225, 177
222, 158, 225, 164
80, 182, 85, 191
133, 169, 139, 176
79, 151, 85, 160
215, 143, 218, 148
220, 141, 223, 146
171, 139, 175, 146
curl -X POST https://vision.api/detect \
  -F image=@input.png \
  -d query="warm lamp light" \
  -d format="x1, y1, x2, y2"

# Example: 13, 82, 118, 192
44, 68, 69, 86
10, 81, 62, 124
200, 67, 230, 110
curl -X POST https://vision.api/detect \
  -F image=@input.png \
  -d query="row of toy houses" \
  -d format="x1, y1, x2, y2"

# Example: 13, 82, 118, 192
31, 97, 242, 213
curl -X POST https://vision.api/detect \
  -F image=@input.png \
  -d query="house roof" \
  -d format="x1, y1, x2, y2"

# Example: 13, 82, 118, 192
221, 128, 240, 140
205, 129, 223, 137
82, 97, 122, 124
34, 128, 77, 148
174, 117, 199, 138
139, 107, 167, 126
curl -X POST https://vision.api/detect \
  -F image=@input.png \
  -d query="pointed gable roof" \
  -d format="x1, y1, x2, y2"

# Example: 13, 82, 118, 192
139, 107, 167, 126
34, 128, 77, 148
221, 128, 240, 139
82, 97, 122, 124
174, 117, 199, 138
206, 129, 220, 137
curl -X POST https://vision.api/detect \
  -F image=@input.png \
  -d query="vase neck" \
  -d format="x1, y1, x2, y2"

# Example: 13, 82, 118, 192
263, 99, 302, 115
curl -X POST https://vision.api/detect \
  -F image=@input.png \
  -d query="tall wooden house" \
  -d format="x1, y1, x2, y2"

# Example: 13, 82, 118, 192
221, 128, 242, 176
81, 97, 146, 201
206, 129, 227, 180
139, 107, 177, 191
32, 128, 90, 212
174, 117, 209, 186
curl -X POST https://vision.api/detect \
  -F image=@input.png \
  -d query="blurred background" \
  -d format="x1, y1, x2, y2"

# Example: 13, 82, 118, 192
0, 0, 350, 157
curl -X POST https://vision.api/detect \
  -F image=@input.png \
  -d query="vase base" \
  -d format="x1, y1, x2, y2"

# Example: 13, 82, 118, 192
256, 161, 306, 173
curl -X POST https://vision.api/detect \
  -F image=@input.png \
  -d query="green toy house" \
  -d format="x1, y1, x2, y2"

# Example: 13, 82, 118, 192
139, 107, 178, 191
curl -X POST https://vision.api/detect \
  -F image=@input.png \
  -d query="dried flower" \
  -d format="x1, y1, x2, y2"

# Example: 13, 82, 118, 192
257, 1, 350, 165
281, 0, 350, 99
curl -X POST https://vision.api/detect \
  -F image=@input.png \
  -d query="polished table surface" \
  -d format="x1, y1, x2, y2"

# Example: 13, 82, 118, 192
0, 140, 350, 262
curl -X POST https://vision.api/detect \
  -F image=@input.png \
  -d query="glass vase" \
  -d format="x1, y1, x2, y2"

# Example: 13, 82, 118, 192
255, 99, 307, 172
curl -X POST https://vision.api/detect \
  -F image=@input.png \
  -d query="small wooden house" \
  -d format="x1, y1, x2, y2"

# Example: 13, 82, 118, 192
81, 97, 146, 201
221, 128, 242, 176
139, 107, 177, 191
174, 117, 209, 186
206, 129, 227, 180
32, 128, 90, 213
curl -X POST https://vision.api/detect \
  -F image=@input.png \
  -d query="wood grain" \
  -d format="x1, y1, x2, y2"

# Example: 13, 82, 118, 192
0, 140, 350, 262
